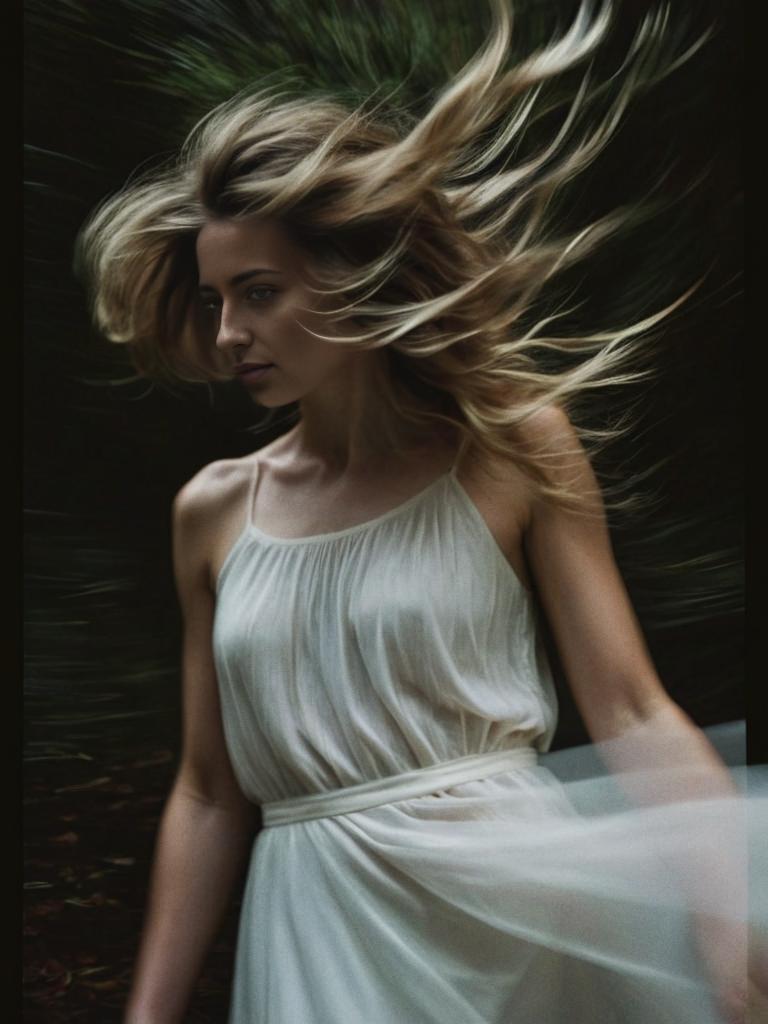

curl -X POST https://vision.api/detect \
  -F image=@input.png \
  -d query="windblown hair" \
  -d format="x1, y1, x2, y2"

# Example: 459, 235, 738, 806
75, 0, 710, 513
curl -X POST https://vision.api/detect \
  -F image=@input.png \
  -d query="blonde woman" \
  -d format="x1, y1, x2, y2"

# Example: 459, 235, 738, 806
77, 1, 764, 1022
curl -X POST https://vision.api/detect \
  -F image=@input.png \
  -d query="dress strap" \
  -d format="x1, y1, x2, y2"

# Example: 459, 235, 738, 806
244, 456, 262, 533
449, 432, 473, 478
260, 746, 538, 827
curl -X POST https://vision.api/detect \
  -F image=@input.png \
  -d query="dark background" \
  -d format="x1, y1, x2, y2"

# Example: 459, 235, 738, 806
24, 1, 745, 1019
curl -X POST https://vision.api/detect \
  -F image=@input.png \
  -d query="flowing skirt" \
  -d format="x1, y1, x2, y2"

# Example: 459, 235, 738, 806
227, 722, 768, 1023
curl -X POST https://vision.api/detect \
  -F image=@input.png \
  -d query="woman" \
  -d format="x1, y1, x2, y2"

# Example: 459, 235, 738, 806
76, 1, 765, 1021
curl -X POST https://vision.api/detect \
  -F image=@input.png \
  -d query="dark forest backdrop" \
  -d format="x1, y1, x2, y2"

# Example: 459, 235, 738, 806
24, 1, 745, 1020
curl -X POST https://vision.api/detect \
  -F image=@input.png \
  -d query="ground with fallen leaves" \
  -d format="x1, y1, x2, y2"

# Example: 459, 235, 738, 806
23, 735, 243, 1022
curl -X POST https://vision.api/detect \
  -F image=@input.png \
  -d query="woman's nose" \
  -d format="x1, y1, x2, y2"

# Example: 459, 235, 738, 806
214, 305, 251, 352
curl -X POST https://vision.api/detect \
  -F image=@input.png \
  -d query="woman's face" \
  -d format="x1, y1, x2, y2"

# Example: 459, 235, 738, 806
195, 215, 362, 406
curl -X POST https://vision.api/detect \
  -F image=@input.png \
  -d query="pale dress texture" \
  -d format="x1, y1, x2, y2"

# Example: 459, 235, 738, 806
211, 455, 765, 1023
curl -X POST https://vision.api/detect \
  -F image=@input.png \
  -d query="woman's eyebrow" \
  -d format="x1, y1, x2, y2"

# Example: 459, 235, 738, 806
198, 268, 284, 291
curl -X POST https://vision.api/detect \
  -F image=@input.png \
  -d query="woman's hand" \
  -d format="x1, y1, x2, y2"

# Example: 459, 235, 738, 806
694, 918, 768, 1024
692, 914, 748, 1024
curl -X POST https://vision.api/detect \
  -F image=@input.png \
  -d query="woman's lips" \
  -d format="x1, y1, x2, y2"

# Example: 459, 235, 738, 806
236, 364, 274, 383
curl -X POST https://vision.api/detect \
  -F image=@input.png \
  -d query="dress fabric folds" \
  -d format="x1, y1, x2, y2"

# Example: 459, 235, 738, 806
212, 459, 766, 1023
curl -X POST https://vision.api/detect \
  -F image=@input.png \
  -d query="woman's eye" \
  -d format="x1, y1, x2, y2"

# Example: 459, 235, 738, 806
247, 286, 276, 302
198, 287, 276, 314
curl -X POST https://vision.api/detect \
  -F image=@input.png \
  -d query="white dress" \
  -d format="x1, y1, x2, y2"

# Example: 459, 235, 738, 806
212, 455, 766, 1023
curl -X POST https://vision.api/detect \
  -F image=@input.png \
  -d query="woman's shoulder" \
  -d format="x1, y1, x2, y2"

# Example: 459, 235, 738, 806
510, 402, 577, 451
173, 448, 285, 560
457, 402, 578, 521
173, 433, 293, 513
173, 433, 302, 553
173, 456, 252, 519
172, 452, 274, 593
478, 401, 581, 474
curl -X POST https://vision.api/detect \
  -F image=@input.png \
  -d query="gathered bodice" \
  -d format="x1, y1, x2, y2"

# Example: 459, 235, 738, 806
212, 460, 558, 804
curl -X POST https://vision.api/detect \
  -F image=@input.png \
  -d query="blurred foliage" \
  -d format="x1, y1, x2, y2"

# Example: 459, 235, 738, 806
25, 1, 743, 1018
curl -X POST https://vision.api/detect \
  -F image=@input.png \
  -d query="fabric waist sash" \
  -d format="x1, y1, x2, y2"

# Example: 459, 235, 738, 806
260, 747, 538, 828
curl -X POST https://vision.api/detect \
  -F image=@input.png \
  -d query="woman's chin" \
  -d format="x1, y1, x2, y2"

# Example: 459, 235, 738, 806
250, 391, 297, 410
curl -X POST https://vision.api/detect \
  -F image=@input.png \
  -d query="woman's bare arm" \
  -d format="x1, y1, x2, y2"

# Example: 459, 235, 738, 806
518, 404, 736, 784
123, 469, 259, 1024
516, 404, 752, 1021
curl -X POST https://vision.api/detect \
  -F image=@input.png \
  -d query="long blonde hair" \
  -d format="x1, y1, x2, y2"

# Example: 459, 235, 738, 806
75, 0, 711, 512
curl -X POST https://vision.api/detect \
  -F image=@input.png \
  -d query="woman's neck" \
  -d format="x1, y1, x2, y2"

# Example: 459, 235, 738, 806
295, 353, 446, 473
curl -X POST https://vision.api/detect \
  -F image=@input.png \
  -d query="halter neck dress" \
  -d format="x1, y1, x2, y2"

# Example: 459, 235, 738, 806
211, 452, 762, 1024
